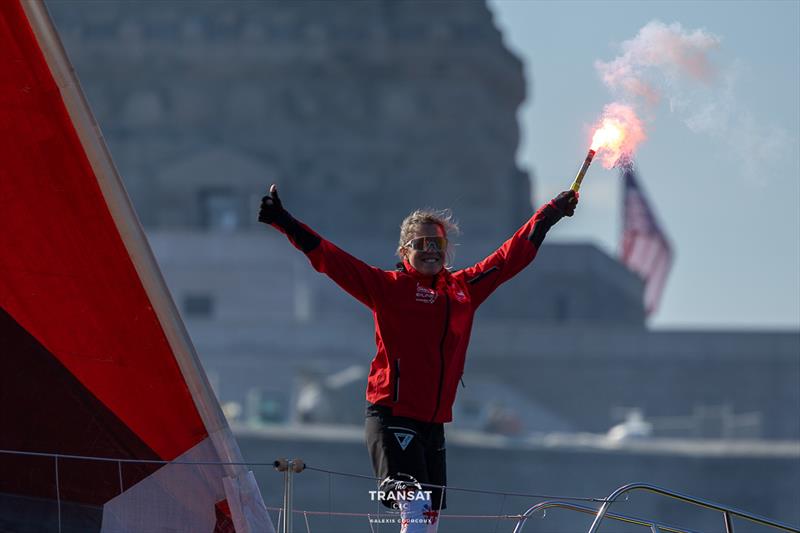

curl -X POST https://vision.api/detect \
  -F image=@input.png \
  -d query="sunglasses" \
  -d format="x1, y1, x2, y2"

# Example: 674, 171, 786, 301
405, 236, 447, 252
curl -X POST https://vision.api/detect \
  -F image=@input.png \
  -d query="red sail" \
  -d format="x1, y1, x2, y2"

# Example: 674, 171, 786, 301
0, 2, 271, 531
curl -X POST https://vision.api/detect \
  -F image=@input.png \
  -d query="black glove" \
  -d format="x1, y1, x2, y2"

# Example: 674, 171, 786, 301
528, 190, 579, 247
551, 190, 579, 217
257, 184, 321, 253
258, 184, 291, 227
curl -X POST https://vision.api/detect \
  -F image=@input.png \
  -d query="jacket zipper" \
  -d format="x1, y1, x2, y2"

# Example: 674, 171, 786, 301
431, 275, 449, 422
393, 359, 400, 402
467, 265, 499, 285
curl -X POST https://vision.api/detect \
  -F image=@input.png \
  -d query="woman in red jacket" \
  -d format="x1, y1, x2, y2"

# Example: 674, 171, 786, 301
259, 184, 577, 532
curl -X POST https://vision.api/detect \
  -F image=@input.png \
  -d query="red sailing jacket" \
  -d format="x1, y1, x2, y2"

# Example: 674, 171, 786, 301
276, 206, 554, 423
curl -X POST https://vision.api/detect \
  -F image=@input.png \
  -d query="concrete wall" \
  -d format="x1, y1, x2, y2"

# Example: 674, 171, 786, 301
468, 326, 800, 439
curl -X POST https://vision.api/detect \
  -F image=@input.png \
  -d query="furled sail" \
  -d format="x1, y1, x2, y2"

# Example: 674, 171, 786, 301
0, 1, 273, 531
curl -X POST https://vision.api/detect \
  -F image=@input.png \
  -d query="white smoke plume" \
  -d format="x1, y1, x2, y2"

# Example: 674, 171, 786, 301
595, 21, 721, 107
595, 20, 791, 184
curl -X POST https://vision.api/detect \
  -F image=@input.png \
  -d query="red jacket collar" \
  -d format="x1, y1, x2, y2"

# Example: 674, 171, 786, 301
401, 258, 449, 285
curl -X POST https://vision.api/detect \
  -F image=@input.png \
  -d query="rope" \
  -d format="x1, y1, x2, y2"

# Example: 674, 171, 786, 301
327, 471, 333, 532
54, 456, 62, 533
117, 460, 124, 495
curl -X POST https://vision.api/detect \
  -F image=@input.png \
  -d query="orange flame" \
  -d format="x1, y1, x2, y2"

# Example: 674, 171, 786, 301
589, 103, 646, 168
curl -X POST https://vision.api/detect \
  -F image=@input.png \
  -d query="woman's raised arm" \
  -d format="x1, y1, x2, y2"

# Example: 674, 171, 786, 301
258, 184, 389, 310
456, 190, 578, 308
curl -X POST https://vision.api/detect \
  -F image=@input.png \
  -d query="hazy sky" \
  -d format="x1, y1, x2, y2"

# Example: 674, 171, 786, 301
489, 0, 799, 330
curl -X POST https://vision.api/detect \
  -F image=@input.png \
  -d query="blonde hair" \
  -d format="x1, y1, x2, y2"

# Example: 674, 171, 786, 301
396, 208, 460, 265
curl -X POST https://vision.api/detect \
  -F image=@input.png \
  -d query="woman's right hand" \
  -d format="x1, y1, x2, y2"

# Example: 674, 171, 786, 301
551, 190, 578, 217
258, 184, 285, 224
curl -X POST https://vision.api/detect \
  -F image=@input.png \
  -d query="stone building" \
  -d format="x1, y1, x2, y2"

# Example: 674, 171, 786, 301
47, 0, 532, 244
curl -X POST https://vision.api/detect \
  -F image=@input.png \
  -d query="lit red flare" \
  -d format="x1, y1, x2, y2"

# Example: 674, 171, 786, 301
590, 103, 646, 168
571, 103, 646, 192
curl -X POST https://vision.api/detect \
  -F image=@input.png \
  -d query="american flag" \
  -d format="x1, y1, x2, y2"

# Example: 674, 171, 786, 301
620, 165, 673, 316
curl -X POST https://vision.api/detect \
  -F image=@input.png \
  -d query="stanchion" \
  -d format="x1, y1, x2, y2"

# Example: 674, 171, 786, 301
274, 458, 305, 533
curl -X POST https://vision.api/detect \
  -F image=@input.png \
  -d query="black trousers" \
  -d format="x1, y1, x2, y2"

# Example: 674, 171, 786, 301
364, 403, 447, 510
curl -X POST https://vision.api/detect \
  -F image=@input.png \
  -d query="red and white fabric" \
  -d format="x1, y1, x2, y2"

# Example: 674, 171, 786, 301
0, 2, 272, 531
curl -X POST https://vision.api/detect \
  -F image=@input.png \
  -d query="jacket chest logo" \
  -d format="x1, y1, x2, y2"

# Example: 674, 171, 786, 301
415, 283, 437, 304
454, 289, 467, 303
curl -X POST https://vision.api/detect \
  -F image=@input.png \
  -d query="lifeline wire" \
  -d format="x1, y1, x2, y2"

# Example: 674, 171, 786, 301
10, 449, 790, 532
303, 464, 610, 503
266, 508, 524, 521
0, 448, 610, 503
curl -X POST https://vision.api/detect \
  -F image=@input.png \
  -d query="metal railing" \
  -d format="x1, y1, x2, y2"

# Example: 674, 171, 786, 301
513, 500, 703, 533
513, 482, 799, 533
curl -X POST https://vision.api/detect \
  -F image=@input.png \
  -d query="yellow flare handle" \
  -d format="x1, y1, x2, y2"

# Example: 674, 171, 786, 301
570, 149, 596, 192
